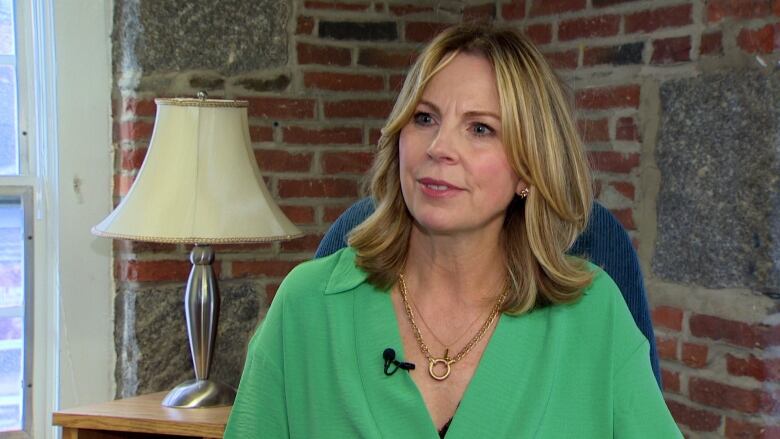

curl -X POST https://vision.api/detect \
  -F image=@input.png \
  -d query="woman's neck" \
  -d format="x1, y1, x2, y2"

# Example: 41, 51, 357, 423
403, 223, 506, 307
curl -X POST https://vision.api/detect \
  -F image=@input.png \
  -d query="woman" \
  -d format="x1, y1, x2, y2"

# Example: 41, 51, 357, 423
225, 24, 681, 438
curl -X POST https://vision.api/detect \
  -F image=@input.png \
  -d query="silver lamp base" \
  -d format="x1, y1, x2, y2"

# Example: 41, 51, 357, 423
161, 379, 236, 408
162, 245, 235, 409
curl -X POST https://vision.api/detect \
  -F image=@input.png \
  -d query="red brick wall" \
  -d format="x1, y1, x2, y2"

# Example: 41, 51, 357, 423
652, 305, 780, 436
113, 1, 780, 436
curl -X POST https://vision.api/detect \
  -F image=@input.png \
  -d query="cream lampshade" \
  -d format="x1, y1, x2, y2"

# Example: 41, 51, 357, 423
93, 96, 302, 408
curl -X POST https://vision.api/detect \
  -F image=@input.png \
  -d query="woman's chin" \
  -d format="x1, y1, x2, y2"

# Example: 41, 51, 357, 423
411, 217, 464, 236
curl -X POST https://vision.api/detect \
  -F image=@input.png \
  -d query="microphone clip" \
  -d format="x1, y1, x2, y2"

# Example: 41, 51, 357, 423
383, 348, 415, 376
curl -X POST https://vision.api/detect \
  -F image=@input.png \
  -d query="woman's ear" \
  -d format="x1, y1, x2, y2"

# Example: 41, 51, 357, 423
516, 182, 529, 198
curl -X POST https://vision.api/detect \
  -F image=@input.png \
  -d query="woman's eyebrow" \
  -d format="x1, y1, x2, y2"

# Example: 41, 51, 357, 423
464, 110, 501, 121
418, 99, 500, 121
418, 99, 440, 113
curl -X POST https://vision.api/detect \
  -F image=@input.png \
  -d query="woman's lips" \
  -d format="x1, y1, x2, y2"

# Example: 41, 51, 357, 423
417, 178, 463, 198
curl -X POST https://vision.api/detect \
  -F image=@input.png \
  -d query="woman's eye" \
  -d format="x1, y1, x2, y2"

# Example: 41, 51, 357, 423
471, 122, 494, 136
413, 112, 434, 126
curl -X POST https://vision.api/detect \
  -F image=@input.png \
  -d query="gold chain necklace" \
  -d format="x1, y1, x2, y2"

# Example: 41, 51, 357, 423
398, 273, 508, 381
408, 291, 485, 351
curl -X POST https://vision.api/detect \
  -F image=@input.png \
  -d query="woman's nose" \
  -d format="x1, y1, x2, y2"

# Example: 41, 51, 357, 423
426, 125, 459, 164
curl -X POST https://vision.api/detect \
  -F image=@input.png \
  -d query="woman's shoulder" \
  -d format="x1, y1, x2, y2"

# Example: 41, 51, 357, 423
275, 247, 367, 303
283, 246, 352, 280
576, 259, 622, 305
547, 258, 646, 347
583, 260, 620, 296
550, 259, 630, 322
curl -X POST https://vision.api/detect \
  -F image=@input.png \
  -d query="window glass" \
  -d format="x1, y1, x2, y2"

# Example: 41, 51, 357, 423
0, 0, 16, 176
0, 65, 17, 176
0, 198, 23, 432
0, 0, 14, 56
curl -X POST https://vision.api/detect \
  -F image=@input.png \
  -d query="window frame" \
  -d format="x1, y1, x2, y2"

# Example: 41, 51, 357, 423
0, 0, 39, 434
1, 1, 115, 438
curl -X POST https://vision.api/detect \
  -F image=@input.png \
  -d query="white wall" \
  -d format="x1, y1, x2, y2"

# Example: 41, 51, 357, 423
35, 0, 114, 436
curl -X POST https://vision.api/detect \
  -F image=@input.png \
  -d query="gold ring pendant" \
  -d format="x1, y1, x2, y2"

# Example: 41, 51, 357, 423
429, 358, 454, 381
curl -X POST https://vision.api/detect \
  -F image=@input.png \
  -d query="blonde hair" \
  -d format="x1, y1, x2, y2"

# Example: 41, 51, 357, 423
349, 23, 593, 314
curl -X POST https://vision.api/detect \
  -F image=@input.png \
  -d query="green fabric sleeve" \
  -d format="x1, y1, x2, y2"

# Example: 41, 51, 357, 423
597, 264, 681, 438
224, 293, 289, 439
613, 337, 682, 437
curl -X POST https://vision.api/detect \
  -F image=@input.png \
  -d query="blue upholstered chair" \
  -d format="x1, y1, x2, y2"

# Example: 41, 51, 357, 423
315, 198, 661, 387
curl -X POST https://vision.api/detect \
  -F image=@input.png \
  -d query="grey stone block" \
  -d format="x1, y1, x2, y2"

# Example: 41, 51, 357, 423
233, 74, 291, 92
114, 280, 265, 398
654, 70, 780, 294
114, 0, 289, 75
189, 74, 225, 91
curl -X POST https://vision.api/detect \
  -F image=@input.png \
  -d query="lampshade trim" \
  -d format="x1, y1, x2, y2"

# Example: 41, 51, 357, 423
155, 98, 248, 108
91, 227, 303, 244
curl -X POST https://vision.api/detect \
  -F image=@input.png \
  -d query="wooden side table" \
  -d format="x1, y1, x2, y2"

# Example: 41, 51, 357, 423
52, 392, 231, 438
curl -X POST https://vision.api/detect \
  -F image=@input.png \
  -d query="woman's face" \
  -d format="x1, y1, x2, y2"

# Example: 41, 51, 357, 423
399, 52, 525, 238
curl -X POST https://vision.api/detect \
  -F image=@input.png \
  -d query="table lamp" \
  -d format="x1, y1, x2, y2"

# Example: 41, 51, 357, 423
92, 94, 302, 408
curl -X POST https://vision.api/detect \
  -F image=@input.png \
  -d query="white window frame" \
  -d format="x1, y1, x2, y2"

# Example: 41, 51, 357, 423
0, 0, 44, 436
4, 1, 115, 438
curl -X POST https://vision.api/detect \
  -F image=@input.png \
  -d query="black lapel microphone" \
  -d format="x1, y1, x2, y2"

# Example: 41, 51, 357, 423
383, 348, 415, 376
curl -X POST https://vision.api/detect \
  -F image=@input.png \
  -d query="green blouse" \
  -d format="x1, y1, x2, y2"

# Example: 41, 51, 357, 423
225, 247, 682, 438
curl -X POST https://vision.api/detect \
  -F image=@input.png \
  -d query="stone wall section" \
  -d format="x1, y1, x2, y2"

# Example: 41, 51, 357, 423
113, 1, 780, 437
